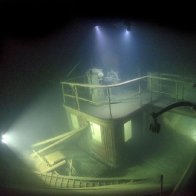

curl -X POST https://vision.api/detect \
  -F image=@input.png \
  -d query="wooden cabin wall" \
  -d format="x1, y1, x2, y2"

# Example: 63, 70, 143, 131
88, 123, 119, 168
64, 105, 151, 168
114, 107, 150, 165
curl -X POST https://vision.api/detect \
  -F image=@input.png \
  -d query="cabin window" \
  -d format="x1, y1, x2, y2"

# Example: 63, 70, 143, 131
70, 113, 79, 129
90, 122, 102, 143
124, 120, 132, 142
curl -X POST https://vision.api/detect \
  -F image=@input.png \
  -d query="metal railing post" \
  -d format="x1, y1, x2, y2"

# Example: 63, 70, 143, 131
139, 79, 142, 106
74, 85, 80, 111
182, 82, 185, 100
150, 77, 152, 103
107, 87, 112, 119
176, 82, 178, 101
159, 75, 162, 93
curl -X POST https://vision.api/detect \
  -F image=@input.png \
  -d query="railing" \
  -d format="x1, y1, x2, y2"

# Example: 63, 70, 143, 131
61, 73, 196, 118
61, 76, 148, 118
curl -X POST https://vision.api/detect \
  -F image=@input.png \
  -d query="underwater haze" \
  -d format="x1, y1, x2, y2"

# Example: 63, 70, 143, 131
1, 19, 196, 132
0, 3, 196, 195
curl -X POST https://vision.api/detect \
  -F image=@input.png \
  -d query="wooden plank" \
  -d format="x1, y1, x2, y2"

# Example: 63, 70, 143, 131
32, 128, 86, 155
41, 160, 66, 173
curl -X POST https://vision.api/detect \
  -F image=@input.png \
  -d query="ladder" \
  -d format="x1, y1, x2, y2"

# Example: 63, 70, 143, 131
35, 172, 148, 189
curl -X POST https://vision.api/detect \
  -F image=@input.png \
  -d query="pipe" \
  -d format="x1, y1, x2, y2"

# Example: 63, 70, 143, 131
150, 101, 196, 134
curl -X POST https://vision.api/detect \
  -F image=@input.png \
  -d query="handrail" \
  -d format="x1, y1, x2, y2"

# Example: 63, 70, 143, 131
61, 73, 195, 119
61, 75, 195, 88
149, 75, 195, 84
61, 76, 148, 88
